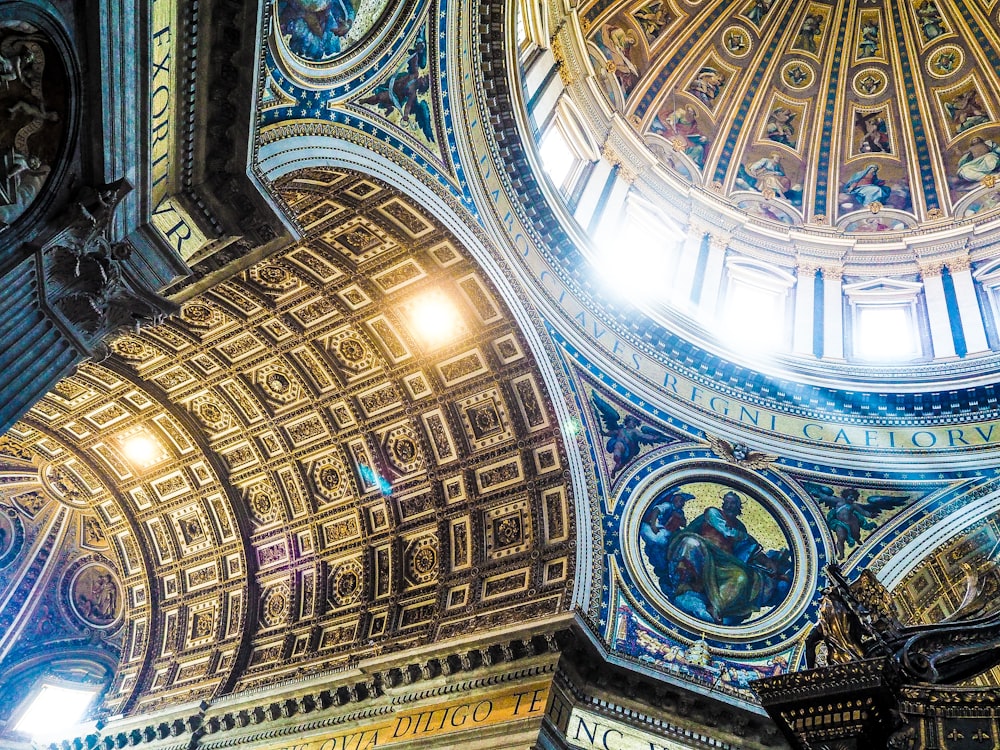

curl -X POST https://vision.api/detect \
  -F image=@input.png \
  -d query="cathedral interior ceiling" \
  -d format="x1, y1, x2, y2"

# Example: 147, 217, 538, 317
3, 170, 575, 716
579, 0, 1000, 235
7, 0, 1000, 737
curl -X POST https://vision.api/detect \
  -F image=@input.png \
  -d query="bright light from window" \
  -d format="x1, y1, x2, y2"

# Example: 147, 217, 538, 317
539, 127, 576, 190
15, 683, 97, 742
855, 305, 916, 360
720, 279, 786, 352
594, 217, 678, 304
406, 290, 463, 349
122, 434, 158, 466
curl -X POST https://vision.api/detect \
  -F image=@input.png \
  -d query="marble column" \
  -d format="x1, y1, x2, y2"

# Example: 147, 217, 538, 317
921, 262, 957, 359
821, 266, 844, 359
947, 256, 989, 354
793, 263, 817, 356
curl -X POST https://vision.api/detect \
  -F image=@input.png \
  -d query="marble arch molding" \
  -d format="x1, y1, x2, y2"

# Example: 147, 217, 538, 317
11, 169, 576, 714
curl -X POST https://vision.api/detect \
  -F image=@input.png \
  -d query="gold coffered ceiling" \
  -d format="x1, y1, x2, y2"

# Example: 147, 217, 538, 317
12, 169, 575, 713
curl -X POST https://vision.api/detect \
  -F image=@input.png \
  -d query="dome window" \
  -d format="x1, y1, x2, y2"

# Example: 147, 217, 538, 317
845, 279, 925, 362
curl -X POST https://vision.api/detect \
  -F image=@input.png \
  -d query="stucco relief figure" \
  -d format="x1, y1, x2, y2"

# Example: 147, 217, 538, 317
946, 88, 990, 134
652, 104, 709, 168
803, 482, 909, 560
0, 151, 49, 227
0, 24, 63, 231
591, 391, 671, 479
72, 564, 121, 627
642, 490, 793, 625
956, 137, 1000, 185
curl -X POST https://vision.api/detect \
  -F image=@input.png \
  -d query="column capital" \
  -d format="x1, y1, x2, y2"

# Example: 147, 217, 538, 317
707, 234, 729, 253
600, 143, 638, 184
820, 266, 843, 281
919, 260, 945, 278
796, 262, 819, 276
945, 255, 973, 273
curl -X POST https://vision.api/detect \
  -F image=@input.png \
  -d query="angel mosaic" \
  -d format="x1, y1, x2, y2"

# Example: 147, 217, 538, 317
277, 0, 356, 60
856, 111, 890, 154
793, 13, 823, 54
915, 0, 946, 42
803, 482, 909, 559
358, 29, 434, 143
765, 106, 797, 148
632, 2, 673, 41
591, 391, 670, 478
744, 0, 775, 27
945, 88, 990, 135
651, 104, 709, 168
857, 17, 880, 58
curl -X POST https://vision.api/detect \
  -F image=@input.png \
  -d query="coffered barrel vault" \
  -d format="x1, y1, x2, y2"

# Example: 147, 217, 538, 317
8, 0, 1000, 747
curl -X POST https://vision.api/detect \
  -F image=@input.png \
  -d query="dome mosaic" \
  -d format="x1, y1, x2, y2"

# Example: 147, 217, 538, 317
579, 0, 1000, 234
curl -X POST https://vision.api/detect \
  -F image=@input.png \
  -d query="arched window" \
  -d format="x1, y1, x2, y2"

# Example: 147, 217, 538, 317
844, 278, 925, 361
539, 97, 600, 198
719, 259, 795, 351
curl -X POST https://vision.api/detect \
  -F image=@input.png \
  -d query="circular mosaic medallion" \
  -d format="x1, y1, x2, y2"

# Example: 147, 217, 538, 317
927, 45, 963, 78
781, 61, 814, 89
722, 26, 753, 59
274, 0, 392, 63
622, 466, 815, 641
69, 562, 122, 629
0, 509, 22, 569
852, 68, 887, 97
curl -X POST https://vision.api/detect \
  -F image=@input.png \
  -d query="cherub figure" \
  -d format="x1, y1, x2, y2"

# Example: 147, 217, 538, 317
803, 482, 909, 559
591, 390, 670, 478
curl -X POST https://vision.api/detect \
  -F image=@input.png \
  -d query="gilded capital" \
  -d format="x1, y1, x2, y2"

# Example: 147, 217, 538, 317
946, 255, 972, 273
796, 262, 819, 276
919, 260, 945, 278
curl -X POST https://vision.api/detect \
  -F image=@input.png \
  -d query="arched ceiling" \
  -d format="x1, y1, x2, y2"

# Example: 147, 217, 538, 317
8, 169, 576, 716
581, 0, 1000, 232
